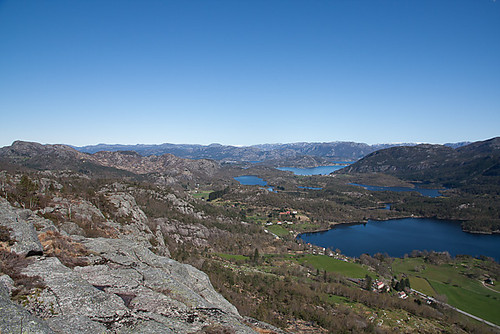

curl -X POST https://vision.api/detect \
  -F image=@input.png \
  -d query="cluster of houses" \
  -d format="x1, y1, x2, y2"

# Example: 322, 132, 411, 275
279, 210, 298, 215
377, 281, 409, 299
350, 279, 408, 299
265, 221, 294, 226
297, 242, 351, 262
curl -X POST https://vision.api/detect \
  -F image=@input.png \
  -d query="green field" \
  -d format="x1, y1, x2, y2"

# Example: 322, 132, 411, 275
216, 253, 250, 261
392, 257, 500, 325
430, 280, 500, 325
191, 190, 213, 200
295, 254, 374, 278
325, 294, 351, 305
408, 276, 435, 296
267, 225, 290, 237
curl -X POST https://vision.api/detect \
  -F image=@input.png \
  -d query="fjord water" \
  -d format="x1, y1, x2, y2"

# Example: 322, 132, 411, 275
299, 218, 500, 261
277, 165, 348, 175
350, 183, 443, 198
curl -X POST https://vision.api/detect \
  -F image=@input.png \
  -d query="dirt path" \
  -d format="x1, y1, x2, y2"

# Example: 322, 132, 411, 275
481, 281, 500, 294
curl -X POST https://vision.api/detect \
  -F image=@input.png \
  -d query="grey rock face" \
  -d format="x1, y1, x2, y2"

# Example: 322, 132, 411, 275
155, 217, 212, 248
58, 221, 84, 236
42, 196, 105, 226
22, 256, 129, 320
0, 274, 14, 297
81, 237, 239, 315
16, 237, 256, 333
0, 197, 44, 256
0, 190, 261, 333
0, 287, 55, 334
106, 192, 149, 226
46, 315, 107, 334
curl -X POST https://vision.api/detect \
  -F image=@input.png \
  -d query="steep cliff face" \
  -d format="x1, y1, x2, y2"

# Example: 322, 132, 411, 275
0, 197, 264, 333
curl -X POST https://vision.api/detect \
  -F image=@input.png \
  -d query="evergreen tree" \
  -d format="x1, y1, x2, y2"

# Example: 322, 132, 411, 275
364, 274, 373, 290
253, 248, 260, 264
17, 175, 38, 208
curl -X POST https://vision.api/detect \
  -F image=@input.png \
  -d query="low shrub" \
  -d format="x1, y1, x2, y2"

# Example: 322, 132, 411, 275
0, 249, 44, 297
38, 231, 90, 268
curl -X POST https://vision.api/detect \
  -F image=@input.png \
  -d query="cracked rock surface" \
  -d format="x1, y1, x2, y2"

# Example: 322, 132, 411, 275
17, 239, 256, 333
0, 198, 44, 256
0, 197, 258, 334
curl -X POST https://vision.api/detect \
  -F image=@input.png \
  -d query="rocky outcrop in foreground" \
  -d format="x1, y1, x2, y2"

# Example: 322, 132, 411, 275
0, 198, 263, 333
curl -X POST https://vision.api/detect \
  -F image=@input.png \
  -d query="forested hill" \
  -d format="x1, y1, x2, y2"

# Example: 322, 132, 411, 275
337, 137, 500, 193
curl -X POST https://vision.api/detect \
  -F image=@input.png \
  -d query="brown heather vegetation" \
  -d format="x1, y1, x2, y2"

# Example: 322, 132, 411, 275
38, 231, 90, 268
0, 232, 44, 298
198, 324, 236, 334
0, 225, 15, 247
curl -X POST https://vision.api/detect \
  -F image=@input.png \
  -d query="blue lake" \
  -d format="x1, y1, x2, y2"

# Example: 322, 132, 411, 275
350, 183, 444, 198
298, 218, 500, 261
278, 165, 348, 176
234, 175, 267, 186
234, 175, 274, 192
298, 186, 323, 190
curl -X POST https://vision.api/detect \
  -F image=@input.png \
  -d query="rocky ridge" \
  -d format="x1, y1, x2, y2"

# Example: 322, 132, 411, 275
92, 150, 219, 181
0, 141, 220, 184
0, 195, 270, 333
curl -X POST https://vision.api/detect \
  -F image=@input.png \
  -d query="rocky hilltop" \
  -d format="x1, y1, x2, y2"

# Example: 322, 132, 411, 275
0, 141, 220, 184
92, 150, 219, 178
0, 192, 276, 334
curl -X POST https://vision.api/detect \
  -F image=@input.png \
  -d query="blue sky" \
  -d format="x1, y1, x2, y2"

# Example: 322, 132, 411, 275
1, 0, 499, 147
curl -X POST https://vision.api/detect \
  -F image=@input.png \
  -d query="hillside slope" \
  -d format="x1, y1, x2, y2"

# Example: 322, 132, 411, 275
0, 141, 220, 184
337, 137, 500, 191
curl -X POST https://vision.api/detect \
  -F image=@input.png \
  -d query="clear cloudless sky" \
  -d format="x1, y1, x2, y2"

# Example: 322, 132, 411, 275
0, 0, 499, 147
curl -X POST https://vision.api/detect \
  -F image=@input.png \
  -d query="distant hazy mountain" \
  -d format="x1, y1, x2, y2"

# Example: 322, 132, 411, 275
337, 137, 500, 191
74, 141, 463, 164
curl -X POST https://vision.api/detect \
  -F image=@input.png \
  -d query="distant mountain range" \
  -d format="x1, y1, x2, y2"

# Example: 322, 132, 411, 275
74, 141, 471, 165
337, 137, 500, 191
1, 138, 498, 192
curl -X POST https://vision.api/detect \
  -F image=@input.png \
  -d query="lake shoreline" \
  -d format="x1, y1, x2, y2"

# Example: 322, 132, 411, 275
297, 217, 500, 262
297, 215, 498, 237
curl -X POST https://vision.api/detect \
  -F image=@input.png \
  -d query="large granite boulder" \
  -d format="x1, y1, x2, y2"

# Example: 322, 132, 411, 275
0, 197, 44, 256
18, 237, 257, 333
